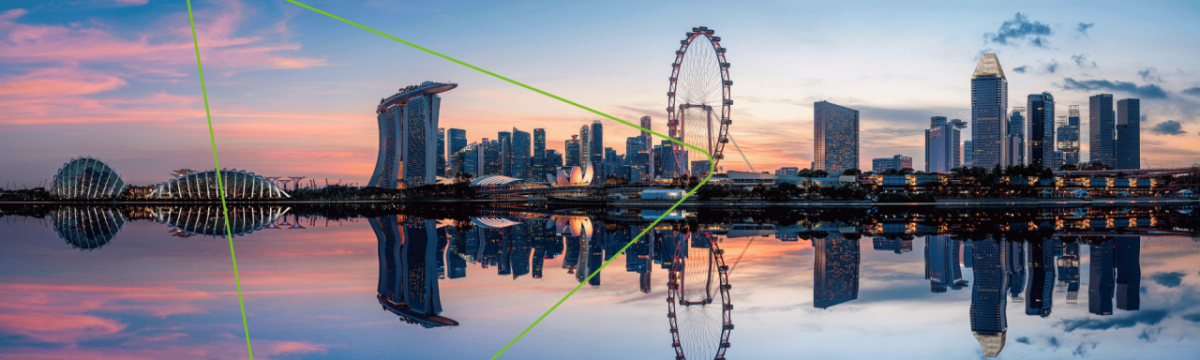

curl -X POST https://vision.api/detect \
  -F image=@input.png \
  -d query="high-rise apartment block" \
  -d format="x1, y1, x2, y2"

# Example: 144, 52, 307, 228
814, 101, 860, 174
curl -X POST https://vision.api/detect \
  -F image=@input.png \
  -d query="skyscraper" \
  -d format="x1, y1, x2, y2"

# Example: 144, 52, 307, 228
483, 140, 501, 175
971, 53, 1009, 169
1059, 106, 1081, 165
436, 128, 446, 177
498, 131, 512, 176
1089, 94, 1115, 167
449, 128, 467, 158
579, 126, 590, 165
590, 120, 604, 165
814, 101, 860, 174
1116, 98, 1141, 170
813, 236, 860, 308
565, 135, 581, 167
964, 140, 974, 168
1007, 107, 1025, 166
370, 82, 456, 189
641, 116, 654, 179
533, 128, 546, 160
970, 238, 1008, 358
1028, 92, 1056, 168
512, 128, 531, 179
926, 118, 966, 173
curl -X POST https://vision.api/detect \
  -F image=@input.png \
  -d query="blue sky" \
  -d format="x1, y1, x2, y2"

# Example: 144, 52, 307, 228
2, 0, 1199, 186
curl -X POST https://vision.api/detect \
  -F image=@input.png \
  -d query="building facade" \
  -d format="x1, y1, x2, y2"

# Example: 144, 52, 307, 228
1116, 98, 1141, 170
1089, 94, 1115, 167
814, 101, 860, 174
1059, 106, 1081, 166
436, 128, 446, 177
370, 82, 456, 189
871, 154, 912, 173
964, 140, 973, 168
926, 117, 966, 173
1007, 107, 1025, 166
449, 128, 467, 159
512, 128, 531, 179
971, 54, 1009, 170
1028, 92, 1055, 168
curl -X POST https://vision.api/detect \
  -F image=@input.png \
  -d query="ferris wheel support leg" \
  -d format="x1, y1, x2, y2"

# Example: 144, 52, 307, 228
727, 132, 755, 173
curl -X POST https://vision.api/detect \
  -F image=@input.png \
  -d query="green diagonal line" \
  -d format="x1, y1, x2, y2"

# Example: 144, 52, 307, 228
283, 1, 717, 358
186, 1, 254, 359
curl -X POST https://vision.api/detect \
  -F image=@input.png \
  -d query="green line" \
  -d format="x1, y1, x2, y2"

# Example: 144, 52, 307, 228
283, 1, 717, 358
186, 1, 254, 359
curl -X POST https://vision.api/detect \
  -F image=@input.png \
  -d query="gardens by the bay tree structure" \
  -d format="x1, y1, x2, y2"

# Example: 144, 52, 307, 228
50, 157, 129, 199
370, 81, 458, 190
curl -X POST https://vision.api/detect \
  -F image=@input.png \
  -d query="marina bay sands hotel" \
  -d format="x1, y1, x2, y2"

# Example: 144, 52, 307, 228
369, 81, 457, 189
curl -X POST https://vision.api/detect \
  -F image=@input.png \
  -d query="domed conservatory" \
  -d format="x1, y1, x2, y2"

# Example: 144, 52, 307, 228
149, 169, 290, 199
50, 157, 128, 199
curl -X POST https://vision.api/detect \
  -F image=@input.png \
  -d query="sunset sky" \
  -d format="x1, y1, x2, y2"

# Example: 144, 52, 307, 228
2, 0, 1199, 186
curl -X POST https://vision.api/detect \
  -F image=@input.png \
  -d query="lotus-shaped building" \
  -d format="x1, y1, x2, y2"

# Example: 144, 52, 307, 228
545, 164, 594, 187
50, 157, 128, 199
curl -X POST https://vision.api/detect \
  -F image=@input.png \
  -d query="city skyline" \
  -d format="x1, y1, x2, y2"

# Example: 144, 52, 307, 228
3, 1, 1200, 187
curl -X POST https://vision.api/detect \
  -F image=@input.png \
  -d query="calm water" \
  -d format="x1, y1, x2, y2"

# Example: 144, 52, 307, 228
2, 205, 1199, 359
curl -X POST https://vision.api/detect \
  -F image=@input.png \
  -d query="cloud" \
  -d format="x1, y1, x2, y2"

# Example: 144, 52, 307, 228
1061, 309, 1169, 332
1048, 336, 1060, 349
985, 13, 1053, 48
1150, 271, 1185, 287
1182, 312, 1200, 323
1060, 78, 1169, 99
1182, 87, 1200, 97
1044, 59, 1060, 74
1150, 120, 1187, 136
1138, 68, 1162, 82
1013, 66, 1028, 74
1076, 22, 1095, 37
1016, 336, 1031, 344
1071, 54, 1097, 68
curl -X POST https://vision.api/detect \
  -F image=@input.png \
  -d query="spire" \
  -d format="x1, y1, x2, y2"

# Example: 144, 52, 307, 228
973, 53, 1006, 79
973, 331, 1006, 358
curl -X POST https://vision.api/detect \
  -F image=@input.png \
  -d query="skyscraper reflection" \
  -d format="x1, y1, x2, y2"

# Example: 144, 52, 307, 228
1025, 238, 1054, 317
1057, 240, 1081, 303
371, 215, 458, 328
814, 235, 860, 309
925, 235, 967, 292
1089, 237, 1115, 316
1115, 237, 1141, 311
970, 239, 1008, 358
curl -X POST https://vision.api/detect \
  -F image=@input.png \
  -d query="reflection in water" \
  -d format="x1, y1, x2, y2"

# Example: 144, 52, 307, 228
668, 232, 733, 360
970, 239, 1008, 358
50, 206, 127, 250
814, 235, 860, 308
925, 235, 967, 292
154, 206, 289, 237
371, 215, 458, 328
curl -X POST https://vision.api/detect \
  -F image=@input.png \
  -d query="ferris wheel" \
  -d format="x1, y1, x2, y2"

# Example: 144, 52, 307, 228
667, 231, 733, 360
667, 26, 733, 178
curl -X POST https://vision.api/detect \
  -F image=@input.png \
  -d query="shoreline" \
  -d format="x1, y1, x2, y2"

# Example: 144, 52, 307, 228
1, 198, 1195, 207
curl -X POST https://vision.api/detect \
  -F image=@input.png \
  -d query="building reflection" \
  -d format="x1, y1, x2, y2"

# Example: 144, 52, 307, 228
970, 238, 1008, 358
925, 235, 967, 292
50, 206, 127, 250
371, 215, 459, 328
1089, 237, 1115, 316
814, 235, 859, 308
1026, 238, 1054, 317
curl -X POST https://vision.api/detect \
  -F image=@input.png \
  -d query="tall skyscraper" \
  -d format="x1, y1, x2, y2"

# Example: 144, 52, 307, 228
590, 120, 604, 165
533, 128, 546, 157
813, 236, 860, 308
641, 116, 654, 179
970, 238, 1008, 358
1089, 238, 1115, 316
814, 101, 860, 174
579, 126, 590, 165
565, 135, 581, 167
1060, 106, 1081, 165
512, 128, 531, 179
1007, 107, 1025, 166
449, 128, 467, 157
1053, 116, 1067, 169
1116, 98, 1141, 170
498, 131, 512, 176
370, 82, 456, 189
1089, 94, 1115, 167
1028, 92, 1055, 168
971, 53, 1009, 169
436, 128, 446, 177
964, 140, 974, 168
483, 140, 501, 175
1025, 238, 1054, 317
926, 118, 967, 173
